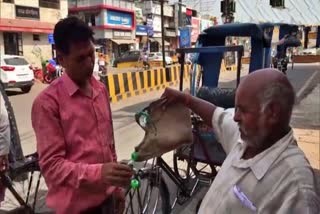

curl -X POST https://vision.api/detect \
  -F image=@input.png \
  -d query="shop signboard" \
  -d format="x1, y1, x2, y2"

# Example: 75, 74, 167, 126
179, 27, 191, 48
153, 15, 162, 32
191, 17, 200, 43
146, 14, 154, 37
15, 5, 40, 19
113, 31, 132, 39
136, 25, 147, 36
107, 10, 133, 29
48, 33, 55, 44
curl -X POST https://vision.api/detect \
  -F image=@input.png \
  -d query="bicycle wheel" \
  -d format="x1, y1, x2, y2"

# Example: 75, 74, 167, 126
173, 137, 219, 182
173, 145, 197, 181
125, 159, 171, 214
1, 154, 50, 213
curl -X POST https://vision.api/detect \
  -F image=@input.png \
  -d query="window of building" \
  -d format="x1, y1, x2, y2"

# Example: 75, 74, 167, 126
84, 12, 100, 26
85, 14, 96, 26
39, 0, 60, 9
3, 0, 14, 3
3, 32, 23, 56
33, 34, 40, 41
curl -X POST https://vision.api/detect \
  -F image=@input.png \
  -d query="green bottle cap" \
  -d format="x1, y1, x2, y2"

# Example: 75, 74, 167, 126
131, 179, 140, 189
131, 152, 138, 162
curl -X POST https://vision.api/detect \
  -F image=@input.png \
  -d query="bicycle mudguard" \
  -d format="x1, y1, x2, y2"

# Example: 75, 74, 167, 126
134, 99, 193, 161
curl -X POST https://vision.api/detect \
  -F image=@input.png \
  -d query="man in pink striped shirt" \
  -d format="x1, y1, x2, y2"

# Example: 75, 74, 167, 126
31, 17, 132, 214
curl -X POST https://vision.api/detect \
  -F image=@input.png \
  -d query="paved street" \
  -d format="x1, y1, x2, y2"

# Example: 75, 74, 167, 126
4, 63, 320, 213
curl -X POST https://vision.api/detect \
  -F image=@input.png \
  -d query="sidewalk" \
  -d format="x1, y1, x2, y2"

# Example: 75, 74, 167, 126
292, 84, 320, 169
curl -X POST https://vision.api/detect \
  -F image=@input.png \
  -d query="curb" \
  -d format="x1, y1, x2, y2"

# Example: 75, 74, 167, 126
104, 65, 191, 103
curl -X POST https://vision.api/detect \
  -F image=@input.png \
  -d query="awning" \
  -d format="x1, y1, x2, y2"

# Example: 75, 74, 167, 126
111, 39, 135, 45
149, 38, 170, 46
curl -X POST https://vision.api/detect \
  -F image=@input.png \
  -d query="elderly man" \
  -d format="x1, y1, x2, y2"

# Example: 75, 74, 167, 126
161, 69, 319, 213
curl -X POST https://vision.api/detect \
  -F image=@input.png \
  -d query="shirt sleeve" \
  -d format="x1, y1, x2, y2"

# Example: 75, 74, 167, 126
0, 94, 10, 156
211, 107, 240, 154
103, 86, 117, 162
31, 94, 104, 189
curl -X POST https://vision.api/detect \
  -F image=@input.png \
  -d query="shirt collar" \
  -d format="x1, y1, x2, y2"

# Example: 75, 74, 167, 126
62, 73, 102, 99
61, 73, 78, 96
232, 129, 295, 180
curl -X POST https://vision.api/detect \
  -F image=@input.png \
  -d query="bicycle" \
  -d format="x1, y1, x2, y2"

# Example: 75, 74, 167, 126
124, 45, 244, 214
0, 82, 48, 214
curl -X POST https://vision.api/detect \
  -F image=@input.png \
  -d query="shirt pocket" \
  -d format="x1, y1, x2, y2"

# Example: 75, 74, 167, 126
95, 97, 112, 124
223, 185, 257, 213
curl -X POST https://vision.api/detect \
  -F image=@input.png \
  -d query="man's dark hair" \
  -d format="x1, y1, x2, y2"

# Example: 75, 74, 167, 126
53, 16, 94, 55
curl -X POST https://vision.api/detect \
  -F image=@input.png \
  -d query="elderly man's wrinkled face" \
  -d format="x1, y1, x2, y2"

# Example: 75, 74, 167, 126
234, 86, 270, 149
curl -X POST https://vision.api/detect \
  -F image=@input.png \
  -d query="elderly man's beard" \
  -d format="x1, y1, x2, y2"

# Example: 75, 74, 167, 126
240, 126, 269, 149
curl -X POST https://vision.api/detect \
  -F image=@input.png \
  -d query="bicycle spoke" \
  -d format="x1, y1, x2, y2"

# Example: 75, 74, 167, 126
137, 186, 143, 213
125, 164, 169, 214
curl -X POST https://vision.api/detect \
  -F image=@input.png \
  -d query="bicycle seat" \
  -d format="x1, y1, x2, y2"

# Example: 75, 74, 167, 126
197, 87, 236, 109
193, 133, 226, 166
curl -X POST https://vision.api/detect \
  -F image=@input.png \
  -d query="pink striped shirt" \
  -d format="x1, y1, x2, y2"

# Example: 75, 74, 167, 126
32, 74, 117, 214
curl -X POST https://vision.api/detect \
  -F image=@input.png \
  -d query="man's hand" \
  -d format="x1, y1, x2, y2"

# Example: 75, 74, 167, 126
0, 155, 8, 172
101, 163, 133, 187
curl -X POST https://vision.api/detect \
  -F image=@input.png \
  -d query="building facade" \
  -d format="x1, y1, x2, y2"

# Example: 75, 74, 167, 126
0, 0, 68, 66
136, 1, 175, 52
68, 0, 136, 60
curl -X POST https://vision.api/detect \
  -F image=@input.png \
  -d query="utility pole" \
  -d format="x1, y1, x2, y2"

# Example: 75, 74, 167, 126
161, 0, 166, 67
179, 0, 182, 27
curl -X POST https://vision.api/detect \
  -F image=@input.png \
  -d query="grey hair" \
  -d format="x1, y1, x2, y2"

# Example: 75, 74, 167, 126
259, 82, 296, 114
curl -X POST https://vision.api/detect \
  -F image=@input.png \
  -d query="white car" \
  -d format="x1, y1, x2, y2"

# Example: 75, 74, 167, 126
148, 52, 173, 65
0, 55, 34, 93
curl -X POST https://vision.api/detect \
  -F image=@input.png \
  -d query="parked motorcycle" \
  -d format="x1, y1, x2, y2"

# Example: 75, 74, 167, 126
44, 65, 63, 84
273, 57, 289, 74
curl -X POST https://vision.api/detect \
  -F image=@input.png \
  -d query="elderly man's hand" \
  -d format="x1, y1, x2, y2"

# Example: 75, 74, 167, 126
160, 88, 190, 109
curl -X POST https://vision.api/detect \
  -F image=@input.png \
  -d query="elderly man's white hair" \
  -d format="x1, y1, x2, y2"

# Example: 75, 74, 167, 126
259, 81, 296, 113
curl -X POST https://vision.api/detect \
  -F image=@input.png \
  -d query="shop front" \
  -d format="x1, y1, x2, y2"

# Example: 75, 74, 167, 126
0, 4, 60, 66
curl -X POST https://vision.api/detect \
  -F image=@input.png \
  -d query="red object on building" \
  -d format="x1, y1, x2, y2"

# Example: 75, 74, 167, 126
186, 8, 193, 16
0, 18, 54, 33
191, 17, 200, 43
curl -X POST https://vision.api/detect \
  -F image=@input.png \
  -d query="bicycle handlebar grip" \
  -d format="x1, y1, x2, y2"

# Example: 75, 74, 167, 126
131, 152, 138, 162
131, 179, 140, 189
